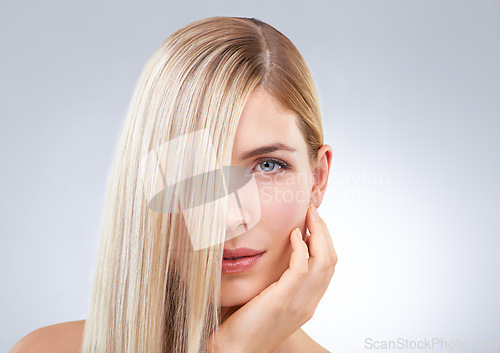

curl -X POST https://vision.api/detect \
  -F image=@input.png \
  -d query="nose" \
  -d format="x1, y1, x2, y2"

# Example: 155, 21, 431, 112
223, 165, 262, 242
225, 189, 249, 241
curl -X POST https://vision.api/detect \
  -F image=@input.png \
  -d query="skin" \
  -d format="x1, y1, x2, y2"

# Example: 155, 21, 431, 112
213, 87, 336, 353
9, 320, 85, 353
221, 85, 319, 308
9, 87, 336, 353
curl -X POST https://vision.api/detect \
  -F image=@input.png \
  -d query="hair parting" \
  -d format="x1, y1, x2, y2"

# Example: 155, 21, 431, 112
81, 16, 323, 353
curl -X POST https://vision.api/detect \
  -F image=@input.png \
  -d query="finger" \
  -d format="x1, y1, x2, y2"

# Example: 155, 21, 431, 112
267, 227, 309, 300
305, 204, 335, 267
304, 229, 311, 247
313, 207, 337, 267
288, 205, 336, 309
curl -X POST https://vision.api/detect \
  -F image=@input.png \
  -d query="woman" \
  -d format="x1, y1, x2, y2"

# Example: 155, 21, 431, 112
10, 16, 337, 353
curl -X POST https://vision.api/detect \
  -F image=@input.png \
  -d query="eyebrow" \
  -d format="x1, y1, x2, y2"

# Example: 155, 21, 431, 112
239, 143, 297, 161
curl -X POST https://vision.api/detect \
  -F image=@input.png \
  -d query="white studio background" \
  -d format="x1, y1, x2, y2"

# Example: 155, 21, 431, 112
1, 1, 499, 352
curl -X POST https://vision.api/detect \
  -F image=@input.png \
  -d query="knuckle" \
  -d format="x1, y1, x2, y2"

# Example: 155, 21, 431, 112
319, 260, 332, 274
328, 265, 335, 278
317, 259, 336, 278
303, 306, 315, 322
309, 307, 316, 320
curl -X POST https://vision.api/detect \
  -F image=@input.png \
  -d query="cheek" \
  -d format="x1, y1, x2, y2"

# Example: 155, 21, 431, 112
252, 177, 310, 289
257, 174, 311, 236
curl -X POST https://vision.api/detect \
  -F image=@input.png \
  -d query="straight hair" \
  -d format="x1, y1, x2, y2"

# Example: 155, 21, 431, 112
81, 16, 323, 353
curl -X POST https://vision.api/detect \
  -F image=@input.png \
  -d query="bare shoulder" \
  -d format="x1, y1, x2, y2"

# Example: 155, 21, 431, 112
9, 320, 86, 353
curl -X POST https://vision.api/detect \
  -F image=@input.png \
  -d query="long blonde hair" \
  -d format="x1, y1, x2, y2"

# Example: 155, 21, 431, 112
81, 16, 323, 353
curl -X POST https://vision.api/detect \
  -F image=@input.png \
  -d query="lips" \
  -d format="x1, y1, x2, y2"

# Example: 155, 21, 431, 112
221, 247, 265, 274
223, 247, 264, 259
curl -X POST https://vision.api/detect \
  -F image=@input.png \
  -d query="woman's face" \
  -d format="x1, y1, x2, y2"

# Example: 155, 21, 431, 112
221, 86, 315, 307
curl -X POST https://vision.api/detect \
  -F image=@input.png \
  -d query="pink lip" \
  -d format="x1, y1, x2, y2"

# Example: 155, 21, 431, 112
223, 247, 264, 258
222, 248, 265, 274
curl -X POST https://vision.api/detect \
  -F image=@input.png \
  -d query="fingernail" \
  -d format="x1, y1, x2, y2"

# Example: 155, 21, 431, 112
295, 227, 302, 240
311, 204, 319, 220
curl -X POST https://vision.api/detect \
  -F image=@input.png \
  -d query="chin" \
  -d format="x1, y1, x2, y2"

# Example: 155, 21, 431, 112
220, 277, 266, 307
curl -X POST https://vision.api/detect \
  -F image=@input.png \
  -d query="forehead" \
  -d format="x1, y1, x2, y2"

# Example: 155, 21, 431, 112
233, 88, 305, 152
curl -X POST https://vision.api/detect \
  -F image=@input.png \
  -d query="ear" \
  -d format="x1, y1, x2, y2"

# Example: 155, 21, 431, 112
310, 144, 333, 208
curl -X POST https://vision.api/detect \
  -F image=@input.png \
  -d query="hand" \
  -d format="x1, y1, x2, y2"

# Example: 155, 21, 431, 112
209, 204, 338, 353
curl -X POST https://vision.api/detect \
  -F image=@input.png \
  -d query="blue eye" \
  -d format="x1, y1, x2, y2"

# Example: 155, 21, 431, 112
253, 158, 292, 173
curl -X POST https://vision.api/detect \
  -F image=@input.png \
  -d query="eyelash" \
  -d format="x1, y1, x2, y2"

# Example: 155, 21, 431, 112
252, 157, 292, 174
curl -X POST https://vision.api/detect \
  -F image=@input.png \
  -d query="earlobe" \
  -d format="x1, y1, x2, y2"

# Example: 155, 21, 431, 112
309, 171, 321, 208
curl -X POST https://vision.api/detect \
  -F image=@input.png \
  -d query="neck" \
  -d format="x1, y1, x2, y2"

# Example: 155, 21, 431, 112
220, 305, 242, 324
